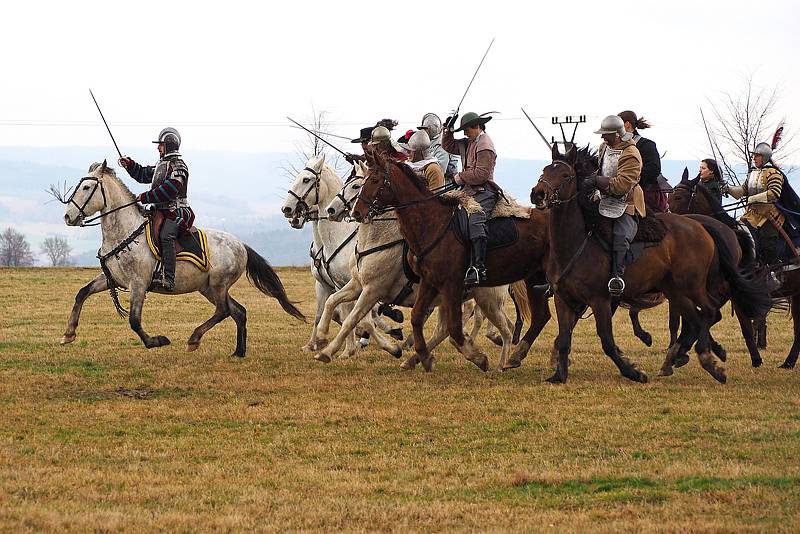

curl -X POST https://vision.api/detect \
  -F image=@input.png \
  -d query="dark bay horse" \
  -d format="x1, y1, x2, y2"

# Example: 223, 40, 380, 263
671, 172, 800, 369
350, 151, 552, 372
531, 145, 772, 383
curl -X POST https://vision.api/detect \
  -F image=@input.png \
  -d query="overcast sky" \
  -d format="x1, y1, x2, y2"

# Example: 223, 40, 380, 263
1, 0, 797, 164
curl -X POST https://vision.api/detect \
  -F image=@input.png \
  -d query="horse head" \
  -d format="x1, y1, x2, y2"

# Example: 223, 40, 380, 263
531, 144, 581, 209
326, 160, 368, 222
668, 167, 703, 215
350, 149, 399, 223
282, 154, 339, 228
63, 160, 111, 226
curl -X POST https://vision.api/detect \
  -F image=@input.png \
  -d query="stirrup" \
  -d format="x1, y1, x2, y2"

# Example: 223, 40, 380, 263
464, 266, 480, 286
608, 277, 625, 296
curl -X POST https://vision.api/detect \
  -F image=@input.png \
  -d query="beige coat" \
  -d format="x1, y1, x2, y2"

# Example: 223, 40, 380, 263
598, 140, 646, 217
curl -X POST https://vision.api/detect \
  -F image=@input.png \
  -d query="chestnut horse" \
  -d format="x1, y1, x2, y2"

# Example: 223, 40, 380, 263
531, 145, 772, 383
350, 151, 551, 372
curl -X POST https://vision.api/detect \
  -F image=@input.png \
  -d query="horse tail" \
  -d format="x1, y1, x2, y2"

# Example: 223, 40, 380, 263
244, 245, 306, 321
734, 225, 757, 269
702, 223, 773, 320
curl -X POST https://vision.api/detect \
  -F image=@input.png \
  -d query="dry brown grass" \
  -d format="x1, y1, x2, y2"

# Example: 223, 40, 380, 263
1, 267, 800, 532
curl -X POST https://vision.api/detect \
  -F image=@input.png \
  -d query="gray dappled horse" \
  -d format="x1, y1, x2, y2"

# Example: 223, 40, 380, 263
59, 161, 304, 356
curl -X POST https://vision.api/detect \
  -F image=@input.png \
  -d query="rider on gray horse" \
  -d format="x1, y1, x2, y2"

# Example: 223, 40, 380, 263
442, 111, 501, 286
587, 115, 645, 296
118, 127, 193, 292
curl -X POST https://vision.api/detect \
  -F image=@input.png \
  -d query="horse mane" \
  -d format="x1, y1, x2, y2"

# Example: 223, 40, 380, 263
90, 162, 146, 215
391, 160, 460, 206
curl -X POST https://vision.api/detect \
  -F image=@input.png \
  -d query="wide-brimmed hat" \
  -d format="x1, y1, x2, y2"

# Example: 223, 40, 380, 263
351, 126, 374, 144
454, 112, 493, 132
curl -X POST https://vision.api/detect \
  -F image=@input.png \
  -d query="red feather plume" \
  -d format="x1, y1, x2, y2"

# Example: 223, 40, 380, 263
771, 120, 785, 150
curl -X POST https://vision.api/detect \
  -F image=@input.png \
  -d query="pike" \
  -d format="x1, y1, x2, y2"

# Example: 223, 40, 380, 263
520, 107, 552, 151
443, 37, 495, 129
286, 116, 349, 158
700, 106, 739, 186
289, 125, 353, 142
88, 89, 123, 160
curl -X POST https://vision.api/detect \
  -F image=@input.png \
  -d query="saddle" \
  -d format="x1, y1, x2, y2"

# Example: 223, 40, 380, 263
145, 210, 211, 272
453, 210, 520, 250
591, 214, 668, 269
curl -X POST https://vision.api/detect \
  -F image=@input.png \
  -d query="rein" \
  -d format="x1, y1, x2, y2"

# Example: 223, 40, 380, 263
287, 166, 323, 223
97, 219, 149, 318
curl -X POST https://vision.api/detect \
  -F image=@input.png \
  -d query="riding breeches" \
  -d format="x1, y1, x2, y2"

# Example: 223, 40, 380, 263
468, 190, 499, 240
160, 217, 179, 282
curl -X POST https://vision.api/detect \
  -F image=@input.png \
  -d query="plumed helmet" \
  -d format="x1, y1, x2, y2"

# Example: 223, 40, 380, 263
152, 127, 181, 152
418, 113, 443, 138
409, 130, 431, 151
594, 115, 631, 141
368, 125, 391, 145
753, 142, 773, 165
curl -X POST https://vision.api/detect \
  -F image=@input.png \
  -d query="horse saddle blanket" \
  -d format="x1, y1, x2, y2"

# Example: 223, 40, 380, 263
454, 208, 519, 250
146, 212, 211, 272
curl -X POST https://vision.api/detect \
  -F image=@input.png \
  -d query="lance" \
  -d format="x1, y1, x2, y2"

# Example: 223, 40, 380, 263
288, 126, 353, 142
88, 89, 123, 159
520, 107, 552, 151
700, 106, 739, 186
443, 37, 495, 129
286, 117, 349, 158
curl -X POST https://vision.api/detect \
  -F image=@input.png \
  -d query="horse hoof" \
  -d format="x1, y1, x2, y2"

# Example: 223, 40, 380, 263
751, 358, 763, 368
60, 334, 76, 345
466, 354, 489, 372
503, 358, 522, 371
314, 353, 331, 363
388, 328, 404, 341
186, 342, 200, 352
708, 367, 727, 384
400, 359, 416, 371
658, 367, 674, 377
146, 336, 170, 349
673, 354, 690, 368
421, 357, 434, 372
231, 351, 245, 358
779, 362, 795, 369
545, 373, 565, 384
486, 333, 504, 347
389, 346, 403, 359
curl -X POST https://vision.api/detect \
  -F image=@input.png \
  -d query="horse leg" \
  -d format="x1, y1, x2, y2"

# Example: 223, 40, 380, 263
547, 295, 577, 384
780, 295, 800, 369
61, 273, 108, 344
693, 305, 727, 384
227, 295, 247, 357
629, 308, 653, 347
402, 281, 439, 372
445, 290, 489, 372
401, 307, 442, 370
708, 309, 728, 363
186, 286, 230, 353
505, 279, 551, 369
734, 303, 762, 367
316, 288, 399, 362
511, 288, 524, 345
302, 282, 330, 352
128, 284, 171, 348
660, 297, 698, 376
668, 302, 680, 350
353, 316, 403, 359
756, 318, 768, 349
473, 290, 514, 371
314, 277, 361, 351
591, 300, 648, 383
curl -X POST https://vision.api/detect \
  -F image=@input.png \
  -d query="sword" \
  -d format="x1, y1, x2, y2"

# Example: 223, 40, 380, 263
443, 37, 495, 129
89, 89, 123, 159
520, 107, 552, 151
286, 116, 349, 158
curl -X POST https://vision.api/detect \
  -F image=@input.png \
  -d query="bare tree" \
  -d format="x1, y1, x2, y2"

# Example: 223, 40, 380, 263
41, 235, 72, 266
0, 227, 35, 267
706, 73, 797, 183
282, 106, 349, 181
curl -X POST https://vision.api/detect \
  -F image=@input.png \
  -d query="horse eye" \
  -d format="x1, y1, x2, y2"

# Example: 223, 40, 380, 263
352, 184, 361, 189
83, 185, 91, 190
302, 177, 311, 183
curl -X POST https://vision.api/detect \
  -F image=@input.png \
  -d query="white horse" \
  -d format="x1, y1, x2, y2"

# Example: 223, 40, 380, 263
281, 154, 399, 357
59, 161, 305, 355
317, 161, 518, 370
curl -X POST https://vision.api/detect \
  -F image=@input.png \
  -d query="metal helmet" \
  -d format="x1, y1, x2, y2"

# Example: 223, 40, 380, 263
152, 127, 181, 152
408, 130, 433, 160
368, 125, 391, 145
418, 113, 443, 138
594, 115, 632, 141
753, 142, 773, 165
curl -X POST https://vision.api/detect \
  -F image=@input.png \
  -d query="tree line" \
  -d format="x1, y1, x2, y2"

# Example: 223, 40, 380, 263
0, 227, 72, 267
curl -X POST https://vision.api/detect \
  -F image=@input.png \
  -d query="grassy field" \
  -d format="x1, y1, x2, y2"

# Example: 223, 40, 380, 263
1, 267, 799, 532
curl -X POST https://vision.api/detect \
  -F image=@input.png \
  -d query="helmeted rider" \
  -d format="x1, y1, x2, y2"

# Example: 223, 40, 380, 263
417, 113, 459, 182
442, 111, 501, 286
369, 125, 408, 161
588, 115, 645, 296
118, 127, 193, 292
724, 142, 796, 266
406, 130, 445, 191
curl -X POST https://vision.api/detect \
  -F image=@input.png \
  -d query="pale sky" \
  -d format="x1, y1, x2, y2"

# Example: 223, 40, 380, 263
1, 0, 798, 163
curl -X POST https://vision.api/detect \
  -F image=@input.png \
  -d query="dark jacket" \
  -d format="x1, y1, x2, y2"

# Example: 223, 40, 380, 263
634, 135, 661, 188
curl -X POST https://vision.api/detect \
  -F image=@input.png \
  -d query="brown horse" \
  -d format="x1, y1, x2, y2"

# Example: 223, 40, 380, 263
531, 145, 773, 383
350, 151, 551, 372
671, 172, 800, 369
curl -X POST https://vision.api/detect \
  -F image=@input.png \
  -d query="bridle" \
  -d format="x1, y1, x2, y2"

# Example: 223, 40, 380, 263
65, 176, 107, 225
536, 161, 577, 207
332, 175, 363, 219
286, 166, 322, 223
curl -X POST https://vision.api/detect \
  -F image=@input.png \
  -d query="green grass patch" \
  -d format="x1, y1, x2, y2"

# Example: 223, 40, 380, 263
0, 357, 106, 376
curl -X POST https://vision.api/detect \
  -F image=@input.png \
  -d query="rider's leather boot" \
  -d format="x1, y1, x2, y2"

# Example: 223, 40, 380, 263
465, 237, 488, 286
608, 249, 626, 297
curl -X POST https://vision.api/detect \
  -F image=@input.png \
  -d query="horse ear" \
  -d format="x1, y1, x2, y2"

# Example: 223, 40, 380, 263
681, 167, 689, 183
551, 143, 561, 161
565, 145, 577, 165
100, 159, 107, 174
311, 153, 325, 172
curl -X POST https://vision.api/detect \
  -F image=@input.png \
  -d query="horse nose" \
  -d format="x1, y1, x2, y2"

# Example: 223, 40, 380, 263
326, 207, 336, 215
351, 210, 362, 222
282, 205, 293, 215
